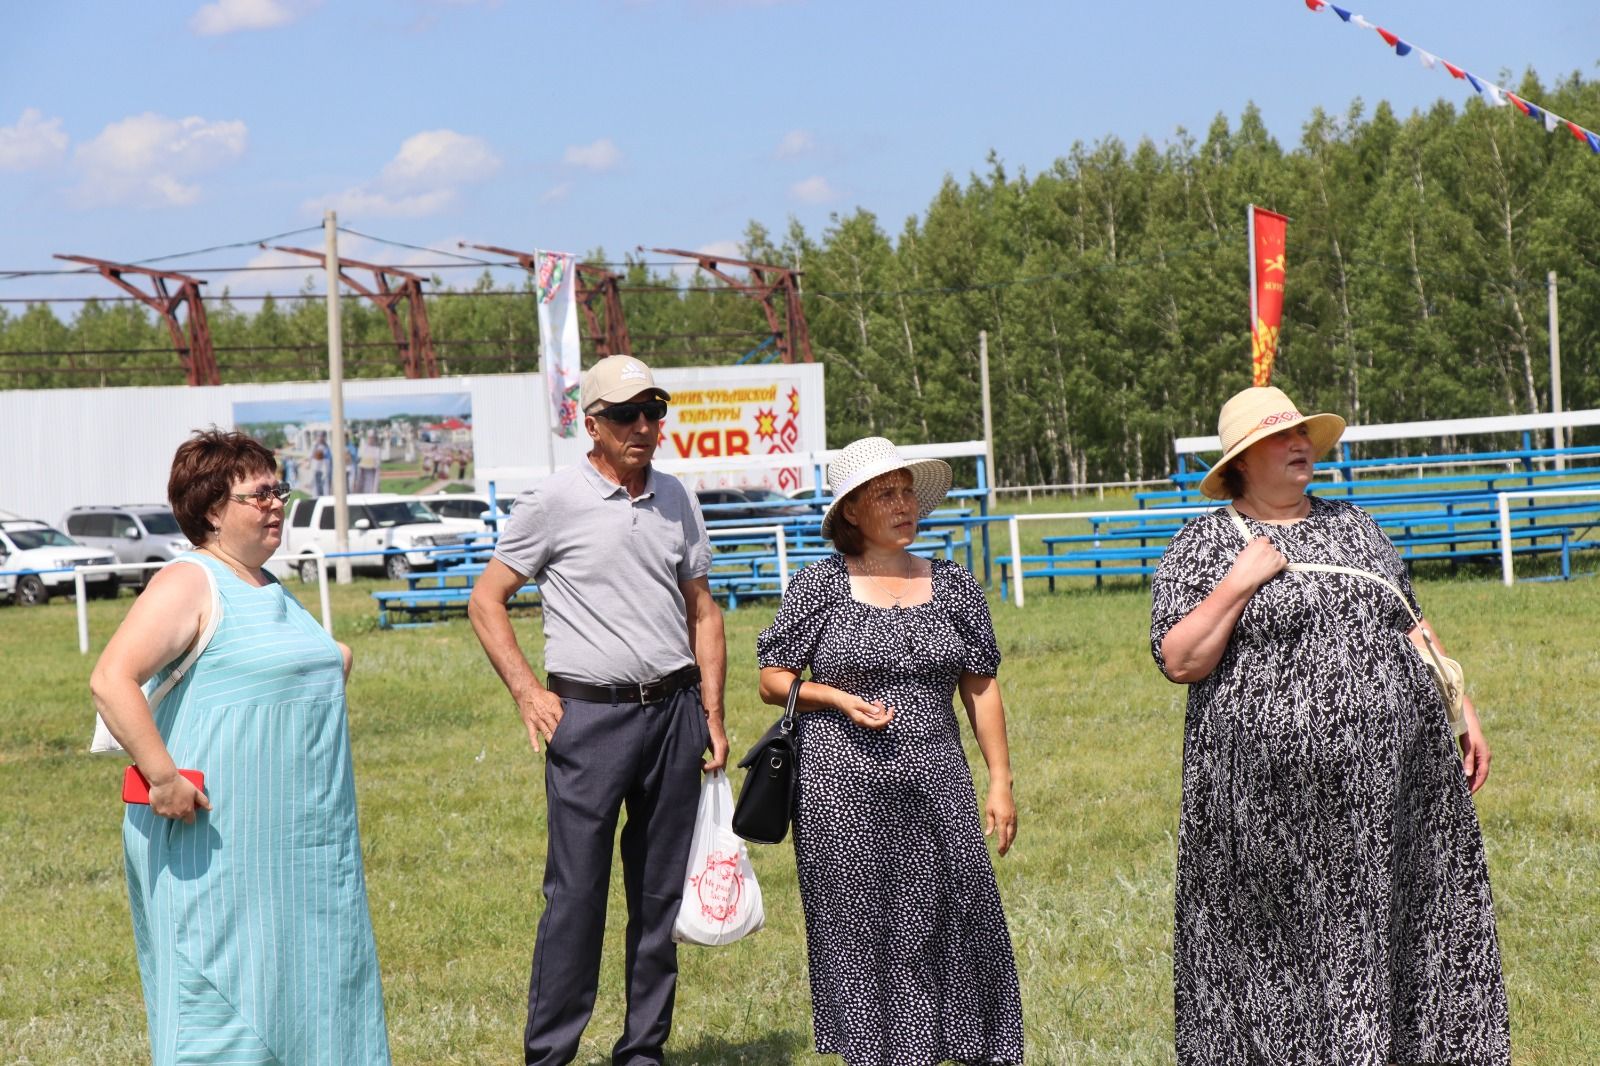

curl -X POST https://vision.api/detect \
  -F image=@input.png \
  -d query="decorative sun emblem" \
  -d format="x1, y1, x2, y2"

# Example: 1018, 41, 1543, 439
754, 408, 778, 440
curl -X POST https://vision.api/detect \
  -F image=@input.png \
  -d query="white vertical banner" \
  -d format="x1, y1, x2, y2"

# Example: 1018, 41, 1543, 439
537, 250, 581, 438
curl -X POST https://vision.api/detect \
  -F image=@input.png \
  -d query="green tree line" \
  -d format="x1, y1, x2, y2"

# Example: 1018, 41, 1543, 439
5, 71, 1599, 484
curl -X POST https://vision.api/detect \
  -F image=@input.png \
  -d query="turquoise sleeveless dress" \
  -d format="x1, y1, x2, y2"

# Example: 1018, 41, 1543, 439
123, 553, 390, 1065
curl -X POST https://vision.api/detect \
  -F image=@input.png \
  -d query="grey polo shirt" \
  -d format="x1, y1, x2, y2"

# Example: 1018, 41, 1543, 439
493, 458, 712, 685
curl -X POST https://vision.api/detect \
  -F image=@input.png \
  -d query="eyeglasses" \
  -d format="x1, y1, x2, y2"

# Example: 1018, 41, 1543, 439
591, 399, 668, 425
228, 482, 292, 510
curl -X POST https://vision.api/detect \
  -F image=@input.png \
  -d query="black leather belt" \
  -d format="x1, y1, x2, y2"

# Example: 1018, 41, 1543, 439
546, 664, 701, 705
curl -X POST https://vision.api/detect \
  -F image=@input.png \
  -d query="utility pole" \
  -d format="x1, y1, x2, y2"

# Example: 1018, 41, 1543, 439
267, 242, 439, 378
980, 331, 996, 510
1549, 271, 1565, 471
325, 211, 352, 583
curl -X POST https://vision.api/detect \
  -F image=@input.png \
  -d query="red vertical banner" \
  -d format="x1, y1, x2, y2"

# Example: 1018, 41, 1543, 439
1249, 205, 1289, 386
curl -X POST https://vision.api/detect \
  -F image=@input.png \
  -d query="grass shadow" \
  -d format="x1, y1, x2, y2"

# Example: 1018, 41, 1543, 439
669, 1028, 810, 1065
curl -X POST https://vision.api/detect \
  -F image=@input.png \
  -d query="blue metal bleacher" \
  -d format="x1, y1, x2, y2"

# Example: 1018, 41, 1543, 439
997, 445, 1600, 597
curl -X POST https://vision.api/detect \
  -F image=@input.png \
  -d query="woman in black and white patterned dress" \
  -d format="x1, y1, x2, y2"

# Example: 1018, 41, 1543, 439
756, 437, 1023, 1066
1151, 387, 1509, 1065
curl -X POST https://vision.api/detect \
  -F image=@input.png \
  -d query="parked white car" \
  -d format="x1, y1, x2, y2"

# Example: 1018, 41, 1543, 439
280, 494, 477, 581
0, 519, 119, 605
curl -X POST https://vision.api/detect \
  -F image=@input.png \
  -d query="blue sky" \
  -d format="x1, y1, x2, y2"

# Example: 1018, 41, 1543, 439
2, 0, 1596, 307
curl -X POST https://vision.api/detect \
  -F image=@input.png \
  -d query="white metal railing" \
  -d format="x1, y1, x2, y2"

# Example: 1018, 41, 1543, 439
994, 479, 1173, 502
71, 552, 336, 654
1175, 407, 1600, 455
1003, 507, 1215, 607
1495, 488, 1600, 586
70, 562, 167, 654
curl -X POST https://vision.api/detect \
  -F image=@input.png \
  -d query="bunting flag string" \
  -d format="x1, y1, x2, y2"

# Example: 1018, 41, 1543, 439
1302, 0, 1600, 155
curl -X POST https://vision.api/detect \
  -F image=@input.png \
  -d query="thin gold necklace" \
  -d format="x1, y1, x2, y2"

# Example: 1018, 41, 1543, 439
853, 555, 913, 607
203, 545, 258, 584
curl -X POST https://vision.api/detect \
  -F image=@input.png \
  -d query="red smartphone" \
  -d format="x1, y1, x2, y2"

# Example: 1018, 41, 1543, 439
121, 765, 206, 805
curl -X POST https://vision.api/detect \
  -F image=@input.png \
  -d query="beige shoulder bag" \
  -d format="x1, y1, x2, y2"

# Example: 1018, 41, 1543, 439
1225, 504, 1467, 738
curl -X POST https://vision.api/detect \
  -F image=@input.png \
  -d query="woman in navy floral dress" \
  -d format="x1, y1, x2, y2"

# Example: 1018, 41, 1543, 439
757, 438, 1023, 1066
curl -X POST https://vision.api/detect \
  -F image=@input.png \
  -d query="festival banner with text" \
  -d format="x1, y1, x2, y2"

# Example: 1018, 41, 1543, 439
662, 378, 806, 492
1250, 205, 1288, 386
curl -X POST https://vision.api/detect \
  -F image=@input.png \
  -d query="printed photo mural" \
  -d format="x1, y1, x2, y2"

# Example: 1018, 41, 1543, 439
233, 392, 474, 497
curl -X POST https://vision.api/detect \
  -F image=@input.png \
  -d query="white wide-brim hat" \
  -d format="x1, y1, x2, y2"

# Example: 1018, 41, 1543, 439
1198, 385, 1346, 500
820, 437, 953, 540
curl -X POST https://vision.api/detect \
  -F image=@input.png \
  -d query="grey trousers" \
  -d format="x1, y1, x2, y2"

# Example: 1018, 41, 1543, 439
524, 686, 709, 1066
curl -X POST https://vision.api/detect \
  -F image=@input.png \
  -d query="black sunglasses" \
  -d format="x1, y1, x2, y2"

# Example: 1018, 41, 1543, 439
591, 399, 668, 424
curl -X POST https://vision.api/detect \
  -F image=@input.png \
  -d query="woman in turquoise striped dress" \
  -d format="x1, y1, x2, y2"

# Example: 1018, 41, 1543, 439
91, 429, 390, 1065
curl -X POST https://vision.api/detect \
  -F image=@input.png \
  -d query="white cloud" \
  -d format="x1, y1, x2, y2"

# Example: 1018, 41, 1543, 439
774, 129, 815, 159
190, 0, 299, 35
0, 108, 69, 171
539, 182, 572, 204
308, 186, 457, 218
668, 239, 745, 283
304, 128, 499, 219
232, 245, 325, 295
381, 129, 500, 189
232, 232, 450, 295
697, 239, 744, 261
789, 175, 837, 204
563, 138, 622, 171
691, 0, 796, 9
72, 112, 247, 207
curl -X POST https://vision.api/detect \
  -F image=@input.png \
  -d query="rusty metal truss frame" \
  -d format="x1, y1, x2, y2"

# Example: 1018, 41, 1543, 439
646, 247, 813, 363
266, 244, 439, 378
54, 254, 220, 385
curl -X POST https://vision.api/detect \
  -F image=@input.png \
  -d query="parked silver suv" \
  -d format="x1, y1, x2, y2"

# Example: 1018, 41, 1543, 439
62, 505, 194, 586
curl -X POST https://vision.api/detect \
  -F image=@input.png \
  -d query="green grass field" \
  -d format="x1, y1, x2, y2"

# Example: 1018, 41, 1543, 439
2, 542, 1597, 1064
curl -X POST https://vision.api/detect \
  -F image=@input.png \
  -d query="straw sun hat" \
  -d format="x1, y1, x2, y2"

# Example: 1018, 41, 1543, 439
1198, 386, 1346, 500
820, 437, 953, 539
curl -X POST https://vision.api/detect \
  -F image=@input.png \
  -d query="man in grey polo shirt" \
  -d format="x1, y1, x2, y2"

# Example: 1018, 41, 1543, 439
469, 354, 727, 1066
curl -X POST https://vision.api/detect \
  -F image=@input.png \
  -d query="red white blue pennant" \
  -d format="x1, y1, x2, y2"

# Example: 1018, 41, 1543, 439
1304, 0, 1600, 154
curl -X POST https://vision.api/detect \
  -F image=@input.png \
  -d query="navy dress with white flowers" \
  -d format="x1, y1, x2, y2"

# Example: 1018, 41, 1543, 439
757, 555, 1023, 1066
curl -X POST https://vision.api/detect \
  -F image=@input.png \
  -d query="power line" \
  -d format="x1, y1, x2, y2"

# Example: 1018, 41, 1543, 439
331, 228, 492, 265
0, 225, 326, 281
0, 259, 526, 280
0, 331, 767, 359
129, 225, 326, 267
0, 236, 1580, 306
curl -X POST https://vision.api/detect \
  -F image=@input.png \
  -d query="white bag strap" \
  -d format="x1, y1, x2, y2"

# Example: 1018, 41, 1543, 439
145, 557, 223, 714
1225, 503, 1452, 674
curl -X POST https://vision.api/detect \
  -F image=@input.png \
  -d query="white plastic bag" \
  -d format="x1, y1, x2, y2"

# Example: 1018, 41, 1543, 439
672, 770, 765, 946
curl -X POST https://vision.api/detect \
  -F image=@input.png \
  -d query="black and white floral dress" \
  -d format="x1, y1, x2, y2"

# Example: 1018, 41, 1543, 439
757, 554, 1024, 1066
1150, 496, 1510, 1065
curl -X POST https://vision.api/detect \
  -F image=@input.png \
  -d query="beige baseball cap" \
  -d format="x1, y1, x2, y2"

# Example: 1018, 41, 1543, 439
580, 355, 670, 412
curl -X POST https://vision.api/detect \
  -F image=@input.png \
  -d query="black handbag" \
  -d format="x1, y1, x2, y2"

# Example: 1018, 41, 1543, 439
731, 677, 802, 845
